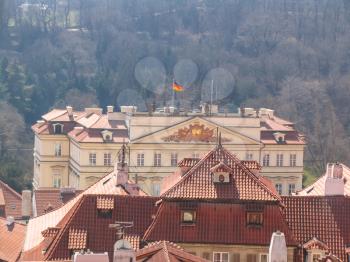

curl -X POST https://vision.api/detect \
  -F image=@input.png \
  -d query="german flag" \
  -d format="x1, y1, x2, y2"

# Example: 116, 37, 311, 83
172, 81, 184, 92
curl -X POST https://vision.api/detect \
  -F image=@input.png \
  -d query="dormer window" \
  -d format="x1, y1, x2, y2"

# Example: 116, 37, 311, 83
53, 123, 63, 134
181, 210, 196, 224
273, 132, 286, 143
211, 162, 231, 183
247, 212, 263, 226
101, 130, 113, 142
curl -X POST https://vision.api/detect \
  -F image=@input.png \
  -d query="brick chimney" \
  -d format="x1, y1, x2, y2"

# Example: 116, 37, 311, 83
325, 163, 344, 196
269, 231, 287, 262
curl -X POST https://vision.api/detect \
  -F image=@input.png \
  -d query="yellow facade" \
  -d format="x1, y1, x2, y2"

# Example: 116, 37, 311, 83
33, 106, 305, 195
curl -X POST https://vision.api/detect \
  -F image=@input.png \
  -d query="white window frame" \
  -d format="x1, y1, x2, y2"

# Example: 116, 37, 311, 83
213, 252, 229, 262
53, 123, 63, 134
54, 143, 62, 157
89, 153, 97, 166
276, 153, 284, 167
290, 153, 297, 167
137, 153, 145, 166
192, 152, 200, 158
262, 154, 270, 167
152, 183, 161, 196
52, 170, 62, 188
171, 152, 178, 167
154, 153, 161, 167
104, 153, 111, 166
246, 152, 253, 160
275, 183, 283, 195
259, 253, 269, 262
288, 183, 296, 195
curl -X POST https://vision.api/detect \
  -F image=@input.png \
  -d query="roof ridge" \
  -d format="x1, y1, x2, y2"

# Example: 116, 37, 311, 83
0, 180, 22, 200
43, 195, 86, 260
162, 145, 280, 201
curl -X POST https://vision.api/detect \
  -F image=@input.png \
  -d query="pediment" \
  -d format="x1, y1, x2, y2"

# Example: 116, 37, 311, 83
131, 117, 260, 145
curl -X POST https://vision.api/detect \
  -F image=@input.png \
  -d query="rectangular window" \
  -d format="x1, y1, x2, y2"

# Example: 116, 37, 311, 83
89, 153, 96, 166
154, 153, 161, 166
262, 154, 270, 167
247, 212, 263, 226
53, 175, 61, 188
275, 183, 283, 195
288, 184, 296, 195
247, 254, 257, 262
104, 153, 111, 166
152, 184, 161, 196
171, 153, 178, 167
54, 143, 62, 157
192, 153, 200, 158
276, 154, 284, 167
231, 254, 240, 262
246, 152, 253, 160
290, 154, 297, 167
260, 254, 268, 262
213, 252, 229, 262
137, 153, 144, 166
181, 210, 196, 224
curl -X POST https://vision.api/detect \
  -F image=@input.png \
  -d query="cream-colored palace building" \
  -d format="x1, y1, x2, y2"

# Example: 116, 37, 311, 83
32, 105, 305, 195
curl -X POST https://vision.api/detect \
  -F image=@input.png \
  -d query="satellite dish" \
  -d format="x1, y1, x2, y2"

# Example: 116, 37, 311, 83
114, 239, 132, 250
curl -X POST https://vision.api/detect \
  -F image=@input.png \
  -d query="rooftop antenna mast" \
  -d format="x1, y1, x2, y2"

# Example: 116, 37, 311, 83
210, 80, 214, 116
109, 221, 134, 240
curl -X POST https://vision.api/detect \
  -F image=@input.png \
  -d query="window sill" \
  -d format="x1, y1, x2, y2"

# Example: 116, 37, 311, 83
181, 222, 196, 226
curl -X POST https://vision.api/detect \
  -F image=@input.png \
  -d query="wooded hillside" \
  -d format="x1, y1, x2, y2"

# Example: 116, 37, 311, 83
0, 0, 349, 190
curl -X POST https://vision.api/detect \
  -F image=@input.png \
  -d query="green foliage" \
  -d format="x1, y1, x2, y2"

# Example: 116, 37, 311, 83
0, 0, 350, 190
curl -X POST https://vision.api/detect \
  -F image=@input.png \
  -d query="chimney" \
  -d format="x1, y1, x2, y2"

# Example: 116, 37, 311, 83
73, 252, 109, 262
21, 190, 32, 219
269, 231, 287, 262
113, 239, 136, 262
66, 106, 73, 116
325, 163, 345, 196
107, 105, 114, 113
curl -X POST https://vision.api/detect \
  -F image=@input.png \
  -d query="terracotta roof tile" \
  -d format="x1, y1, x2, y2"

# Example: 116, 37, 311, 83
96, 196, 114, 209
68, 228, 87, 250
143, 201, 295, 246
0, 180, 22, 218
24, 171, 146, 254
136, 241, 209, 262
282, 196, 350, 261
0, 217, 26, 262
44, 195, 159, 261
162, 145, 280, 201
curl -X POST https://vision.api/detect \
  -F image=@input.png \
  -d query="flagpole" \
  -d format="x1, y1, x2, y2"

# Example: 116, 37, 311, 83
210, 79, 214, 116
172, 79, 175, 108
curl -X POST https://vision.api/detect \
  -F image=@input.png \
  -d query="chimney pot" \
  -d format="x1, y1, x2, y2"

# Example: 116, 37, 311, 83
107, 106, 114, 113
66, 106, 73, 116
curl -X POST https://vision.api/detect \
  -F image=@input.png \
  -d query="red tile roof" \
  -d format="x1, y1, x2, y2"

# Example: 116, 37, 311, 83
282, 196, 350, 261
68, 228, 88, 250
0, 217, 26, 262
43, 195, 159, 261
143, 201, 295, 246
0, 180, 22, 219
136, 241, 209, 262
34, 188, 82, 216
161, 145, 280, 201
